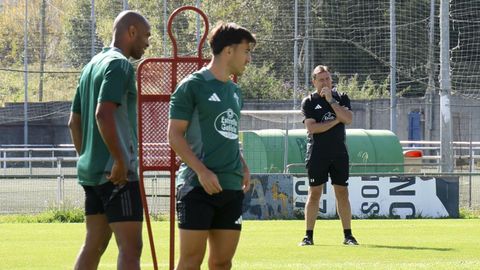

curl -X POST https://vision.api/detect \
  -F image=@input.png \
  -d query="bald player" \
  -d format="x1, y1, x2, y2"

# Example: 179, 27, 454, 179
68, 10, 150, 270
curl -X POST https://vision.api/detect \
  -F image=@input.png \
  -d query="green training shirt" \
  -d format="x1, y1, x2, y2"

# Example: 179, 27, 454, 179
71, 47, 138, 186
169, 67, 244, 194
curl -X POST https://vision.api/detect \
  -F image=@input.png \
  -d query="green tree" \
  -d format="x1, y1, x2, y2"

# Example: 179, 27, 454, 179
202, 0, 294, 78
0, 3, 23, 64
95, 0, 197, 58
0, 0, 65, 65
238, 64, 292, 100
63, 0, 103, 67
336, 74, 390, 100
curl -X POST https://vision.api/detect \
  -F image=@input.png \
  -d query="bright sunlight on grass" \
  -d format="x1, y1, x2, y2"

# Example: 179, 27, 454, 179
0, 219, 479, 270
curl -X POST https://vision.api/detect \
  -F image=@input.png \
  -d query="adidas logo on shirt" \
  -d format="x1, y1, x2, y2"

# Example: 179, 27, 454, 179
208, 93, 221, 102
314, 104, 322, 110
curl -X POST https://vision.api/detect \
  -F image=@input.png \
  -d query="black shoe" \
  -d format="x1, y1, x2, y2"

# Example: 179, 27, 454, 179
299, 236, 314, 246
343, 236, 359, 245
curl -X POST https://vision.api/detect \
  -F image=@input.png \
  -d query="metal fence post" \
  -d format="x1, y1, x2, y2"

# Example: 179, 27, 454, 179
283, 115, 290, 172
29, 149, 32, 175
51, 149, 55, 168
56, 157, 64, 206
469, 112, 473, 208
151, 175, 158, 215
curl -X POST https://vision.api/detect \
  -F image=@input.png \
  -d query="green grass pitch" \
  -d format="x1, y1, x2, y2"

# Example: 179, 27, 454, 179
0, 219, 479, 269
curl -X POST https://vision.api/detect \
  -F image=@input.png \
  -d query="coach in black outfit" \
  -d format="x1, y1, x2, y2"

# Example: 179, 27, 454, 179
299, 65, 358, 246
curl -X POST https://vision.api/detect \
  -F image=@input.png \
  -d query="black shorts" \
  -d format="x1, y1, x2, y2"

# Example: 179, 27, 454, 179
307, 156, 349, 187
176, 186, 244, 230
82, 181, 143, 223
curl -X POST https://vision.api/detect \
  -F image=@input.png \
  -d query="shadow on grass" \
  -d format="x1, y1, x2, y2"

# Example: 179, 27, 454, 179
364, 244, 453, 252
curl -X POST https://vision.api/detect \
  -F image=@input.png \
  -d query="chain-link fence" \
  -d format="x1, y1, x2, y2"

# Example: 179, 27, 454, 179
1, 0, 480, 215
240, 110, 480, 210
2, 109, 480, 214
1, 1, 480, 118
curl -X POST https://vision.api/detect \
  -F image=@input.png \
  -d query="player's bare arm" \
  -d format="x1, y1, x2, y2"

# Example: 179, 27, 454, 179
305, 118, 340, 135
240, 155, 250, 192
330, 103, 353, 125
320, 86, 353, 125
319, 87, 333, 100
68, 112, 82, 154
167, 119, 222, 195
95, 101, 128, 185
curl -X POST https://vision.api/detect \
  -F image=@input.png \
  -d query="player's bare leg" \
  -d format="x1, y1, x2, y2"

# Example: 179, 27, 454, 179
110, 221, 143, 270
74, 214, 112, 270
208, 229, 241, 270
334, 185, 358, 245
300, 184, 323, 245
334, 185, 351, 229
306, 184, 323, 230
176, 229, 209, 270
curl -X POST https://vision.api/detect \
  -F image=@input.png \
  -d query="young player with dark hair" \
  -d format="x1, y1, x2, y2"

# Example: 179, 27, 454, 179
168, 22, 256, 270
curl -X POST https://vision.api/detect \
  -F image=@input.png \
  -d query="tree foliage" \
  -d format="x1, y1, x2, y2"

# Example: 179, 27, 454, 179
336, 74, 390, 100
0, 0, 465, 103
63, 0, 104, 67
0, 0, 64, 65
239, 64, 292, 100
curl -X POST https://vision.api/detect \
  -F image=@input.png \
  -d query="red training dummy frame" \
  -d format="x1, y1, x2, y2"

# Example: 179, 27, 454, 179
137, 6, 210, 270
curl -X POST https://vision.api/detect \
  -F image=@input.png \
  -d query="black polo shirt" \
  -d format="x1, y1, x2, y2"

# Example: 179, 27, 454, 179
301, 89, 352, 163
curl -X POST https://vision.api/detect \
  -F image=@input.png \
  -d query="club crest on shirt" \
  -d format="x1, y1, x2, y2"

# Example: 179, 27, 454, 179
214, 108, 239, 139
322, 112, 336, 122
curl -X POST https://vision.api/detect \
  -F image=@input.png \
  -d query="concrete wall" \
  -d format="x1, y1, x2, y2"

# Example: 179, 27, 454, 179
1, 94, 479, 145
0, 102, 71, 145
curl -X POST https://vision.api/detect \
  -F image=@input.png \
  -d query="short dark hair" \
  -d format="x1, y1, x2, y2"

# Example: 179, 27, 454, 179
208, 21, 256, 55
311, 65, 330, 80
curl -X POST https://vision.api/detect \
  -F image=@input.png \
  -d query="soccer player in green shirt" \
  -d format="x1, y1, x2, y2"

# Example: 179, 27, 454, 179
68, 11, 150, 270
168, 22, 256, 270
